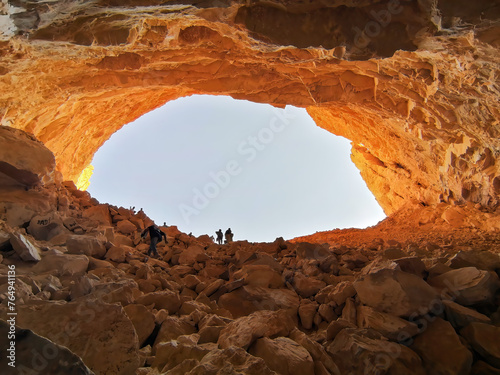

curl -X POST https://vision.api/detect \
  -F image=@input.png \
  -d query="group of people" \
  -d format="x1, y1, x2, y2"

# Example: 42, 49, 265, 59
215, 228, 233, 244
140, 224, 236, 261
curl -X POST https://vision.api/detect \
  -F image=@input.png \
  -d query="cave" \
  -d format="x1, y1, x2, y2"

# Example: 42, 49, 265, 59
1, 1, 500, 374
86, 94, 386, 242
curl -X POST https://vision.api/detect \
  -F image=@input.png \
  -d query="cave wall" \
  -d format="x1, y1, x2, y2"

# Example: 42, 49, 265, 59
0, 0, 499, 215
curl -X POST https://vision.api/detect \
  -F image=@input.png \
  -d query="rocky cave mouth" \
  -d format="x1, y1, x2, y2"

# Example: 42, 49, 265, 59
85, 94, 386, 242
1, 0, 500, 374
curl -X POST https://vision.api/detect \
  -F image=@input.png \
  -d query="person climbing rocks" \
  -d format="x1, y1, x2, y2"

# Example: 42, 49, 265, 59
216, 229, 223, 245
225, 228, 233, 244
141, 224, 167, 259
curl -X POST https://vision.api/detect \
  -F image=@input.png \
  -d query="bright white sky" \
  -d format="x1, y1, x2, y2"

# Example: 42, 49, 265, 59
87, 95, 386, 242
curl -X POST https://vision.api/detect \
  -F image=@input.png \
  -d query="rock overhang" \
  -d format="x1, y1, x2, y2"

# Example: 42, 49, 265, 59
0, 0, 498, 215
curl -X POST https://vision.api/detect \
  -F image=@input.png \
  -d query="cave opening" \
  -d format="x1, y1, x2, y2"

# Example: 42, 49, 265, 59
87, 95, 386, 242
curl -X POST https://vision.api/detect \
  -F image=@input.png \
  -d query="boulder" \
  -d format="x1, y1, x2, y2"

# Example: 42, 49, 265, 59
447, 251, 500, 271
67, 235, 106, 258
189, 346, 275, 375
296, 243, 331, 260
16, 300, 140, 375
326, 318, 356, 341
249, 337, 314, 375
411, 317, 472, 375
153, 339, 213, 372
200, 278, 224, 297
218, 285, 299, 319
9, 231, 41, 261
354, 269, 439, 317
116, 219, 138, 235
218, 310, 296, 350
443, 300, 491, 329
393, 257, 426, 278
178, 245, 205, 266
327, 328, 425, 375
357, 305, 419, 342
69, 275, 96, 300
135, 290, 182, 314
33, 251, 90, 277
0, 126, 56, 186
124, 304, 156, 347
0, 320, 94, 375
198, 325, 225, 344
153, 316, 197, 350
298, 300, 318, 330
461, 322, 500, 368
318, 303, 337, 323
233, 264, 284, 288
428, 267, 500, 305
27, 213, 68, 241
82, 205, 112, 226
341, 298, 357, 325
3, 204, 37, 228
328, 281, 356, 306
289, 328, 341, 375
291, 273, 326, 298
105, 245, 132, 263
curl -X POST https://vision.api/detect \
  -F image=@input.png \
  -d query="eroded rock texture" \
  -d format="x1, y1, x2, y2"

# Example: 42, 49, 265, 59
0, 0, 499, 215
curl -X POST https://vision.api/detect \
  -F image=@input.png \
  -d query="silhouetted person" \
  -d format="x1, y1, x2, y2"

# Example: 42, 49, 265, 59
225, 228, 233, 244
216, 229, 223, 245
141, 225, 167, 258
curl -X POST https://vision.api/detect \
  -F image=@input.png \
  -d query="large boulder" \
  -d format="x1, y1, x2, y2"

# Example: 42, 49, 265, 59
461, 322, 500, 369
16, 300, 141, 375
178, 245, 205, 266
0, 320, 94, 375
82, 205, 112, 226
233, 264, 284, 288
354, 269, 439, 317
291, 273, 326, 298
443, 300, 491, 329
325, 281, 356, 306
356, 305, 419, 342
9, 231, 41, 261
327, 328, 425, 375
135, 290, 182, 314
105, 245, 132, 263
66, 235, 106, 258
0, 126, 56, 187
27, 213, 68, 241
33, 250, 89, 277
249, 337, 314, 375
153, 338, 214, 372
218, 310, 296, 350
295, 243, 331, 260
186, 346, 276, 375
447, 251, 500, 271
411, 317, 473, 375
124, 304, 156, 347
428, 267, 500, 305
153, 316, 197, 350
218, 286, 299, 319
289, 328, 341, 375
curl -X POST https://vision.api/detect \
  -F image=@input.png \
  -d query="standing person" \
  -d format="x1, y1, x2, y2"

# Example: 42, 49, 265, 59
141, 224, 167, 258
225, 228, 233, 244
216, 229, 223, 245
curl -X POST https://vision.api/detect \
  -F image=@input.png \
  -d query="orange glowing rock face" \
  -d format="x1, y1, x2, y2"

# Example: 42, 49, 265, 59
1, 1, 499, 217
